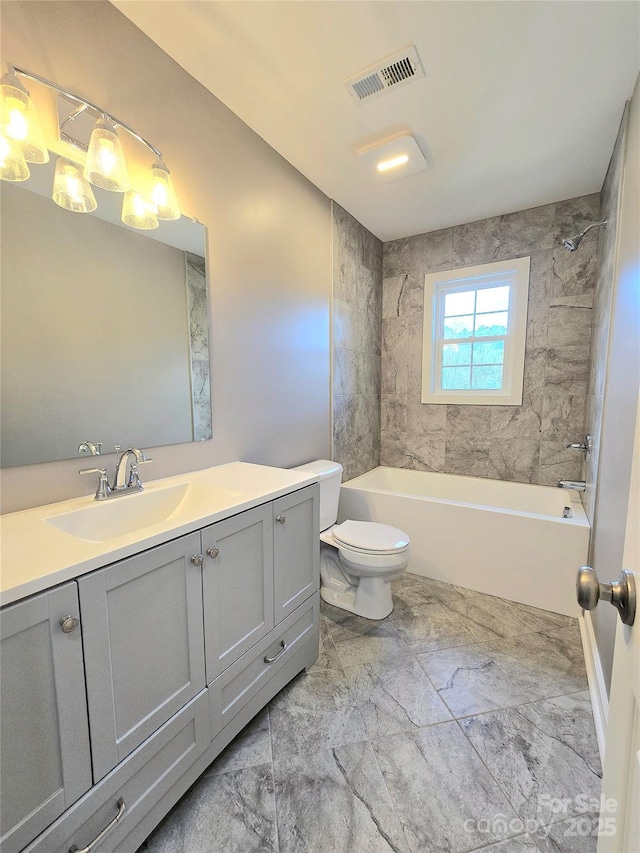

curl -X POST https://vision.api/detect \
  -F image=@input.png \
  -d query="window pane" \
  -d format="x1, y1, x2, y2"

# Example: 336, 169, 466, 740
472, 341, 504, 365
444, 290, 475, 317
471, 365, 503, 390
442, 343, 471, 366
476, 285, 510, 314
474, 312, 508, 337
443, 315, 474, 339
442, 366, 471, 390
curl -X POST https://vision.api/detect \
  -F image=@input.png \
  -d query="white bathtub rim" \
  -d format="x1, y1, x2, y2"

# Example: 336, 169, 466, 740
342, 467, 588, 528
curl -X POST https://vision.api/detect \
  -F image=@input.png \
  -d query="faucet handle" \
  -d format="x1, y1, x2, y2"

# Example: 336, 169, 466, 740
79, 467, 111, 501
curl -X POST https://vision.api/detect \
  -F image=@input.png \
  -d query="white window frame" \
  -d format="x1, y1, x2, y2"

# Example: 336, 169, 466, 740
421, 257, 530, 405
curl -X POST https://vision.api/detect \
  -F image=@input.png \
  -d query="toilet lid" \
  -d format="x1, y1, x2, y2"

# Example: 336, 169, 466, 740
332, 520, 410, 553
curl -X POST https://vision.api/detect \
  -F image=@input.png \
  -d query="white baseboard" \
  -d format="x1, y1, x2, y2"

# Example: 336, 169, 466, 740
578, 611, 609, 762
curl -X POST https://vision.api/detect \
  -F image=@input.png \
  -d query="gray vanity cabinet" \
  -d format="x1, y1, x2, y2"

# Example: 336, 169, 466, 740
0, 582, 92, 853
201, 503, 274, 682
78, 533, 206, 782
273, 484, 319, 623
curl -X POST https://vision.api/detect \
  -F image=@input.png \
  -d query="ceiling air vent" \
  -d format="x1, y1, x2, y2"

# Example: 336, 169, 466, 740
343, 45, 425, 104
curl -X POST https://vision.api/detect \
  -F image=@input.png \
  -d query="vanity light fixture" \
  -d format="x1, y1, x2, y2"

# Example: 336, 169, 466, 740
52, 157, 97, 213
83, 117, 130, 193
122, 189, 159, 230
0, 64, 181, 227
0, 68, 49, 165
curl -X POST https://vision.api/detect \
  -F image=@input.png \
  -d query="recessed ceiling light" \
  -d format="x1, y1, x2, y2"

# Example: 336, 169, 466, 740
357, 133, 427, 182
377, 154, 409, 172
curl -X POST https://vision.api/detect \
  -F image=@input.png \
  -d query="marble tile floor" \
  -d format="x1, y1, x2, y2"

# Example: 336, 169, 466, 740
139, 574, 602, 853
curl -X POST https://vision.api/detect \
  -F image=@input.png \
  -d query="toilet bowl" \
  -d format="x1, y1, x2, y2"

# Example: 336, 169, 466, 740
293, 460, 410, 620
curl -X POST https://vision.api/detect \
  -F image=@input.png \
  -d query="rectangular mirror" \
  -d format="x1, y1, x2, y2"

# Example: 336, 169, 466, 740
0, 152, 212, 468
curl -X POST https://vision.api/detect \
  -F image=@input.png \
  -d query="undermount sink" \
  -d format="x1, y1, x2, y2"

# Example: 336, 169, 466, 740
44, 482, 241, 543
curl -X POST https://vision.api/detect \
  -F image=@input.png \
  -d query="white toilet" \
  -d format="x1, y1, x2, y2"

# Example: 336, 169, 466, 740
294, 460, 410, 620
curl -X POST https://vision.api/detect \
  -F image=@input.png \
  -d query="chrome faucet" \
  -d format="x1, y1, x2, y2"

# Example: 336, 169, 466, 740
558, 480, 586, 491
78, 440, 102, 456
113, 448, 152, 491
80, 447, 153, 500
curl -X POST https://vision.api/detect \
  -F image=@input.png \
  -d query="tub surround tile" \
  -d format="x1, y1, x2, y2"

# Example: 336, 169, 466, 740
409, 227, 453, 274
273, 741, 409, 853
417, 644, 537, 718
381, 195, 597, 487
487, 438, 540, 484
497, 204, 555, 258
381, 394, 408, 434
480, 627, 587, 700
373, 722, 520, 853
332, 201, 382, 481
452, 216, 502, 267
541, 395, 587, 444
142, 764, 278, 853
537, 441, 582, 487
206, 708, 271, 776
460, 693, 601, 827
344, 657, 452, 738
383, 236, 410, 276
269, 669, 366, 759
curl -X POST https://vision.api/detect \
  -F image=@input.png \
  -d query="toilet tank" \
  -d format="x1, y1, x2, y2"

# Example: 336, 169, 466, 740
293, 459, 343, 532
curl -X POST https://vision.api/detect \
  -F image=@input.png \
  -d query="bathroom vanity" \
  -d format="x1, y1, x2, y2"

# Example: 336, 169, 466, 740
0, 463, 320, 853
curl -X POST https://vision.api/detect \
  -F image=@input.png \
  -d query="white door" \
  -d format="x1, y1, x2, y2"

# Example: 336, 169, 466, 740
595, 72, 640, 853
596, 393, 640, 853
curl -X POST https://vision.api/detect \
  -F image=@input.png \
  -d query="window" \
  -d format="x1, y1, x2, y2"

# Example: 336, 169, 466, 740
421, 257, 530, 405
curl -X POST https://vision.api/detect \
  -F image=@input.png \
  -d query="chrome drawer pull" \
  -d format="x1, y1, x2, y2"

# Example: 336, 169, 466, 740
69, 798, 126, 853
264, 640, 287, 663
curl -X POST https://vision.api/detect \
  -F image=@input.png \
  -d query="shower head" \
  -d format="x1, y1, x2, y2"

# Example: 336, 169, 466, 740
562, 220, 607, 252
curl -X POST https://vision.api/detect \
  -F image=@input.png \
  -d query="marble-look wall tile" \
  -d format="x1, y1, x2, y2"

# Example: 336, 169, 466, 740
186, 253, 212, 442
381, 196, 598, 485
583, 108, 627, 527
332, 202, 382, 480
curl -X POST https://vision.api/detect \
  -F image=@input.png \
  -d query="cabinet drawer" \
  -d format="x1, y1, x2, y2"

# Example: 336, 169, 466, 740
210, 593, 319, 735
23, 691, 210, 853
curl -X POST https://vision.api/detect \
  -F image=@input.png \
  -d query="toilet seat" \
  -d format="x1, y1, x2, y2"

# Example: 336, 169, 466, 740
330, 520, 410, 555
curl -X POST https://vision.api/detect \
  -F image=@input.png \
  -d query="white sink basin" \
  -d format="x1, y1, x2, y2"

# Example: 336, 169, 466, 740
44, 482, 241, 543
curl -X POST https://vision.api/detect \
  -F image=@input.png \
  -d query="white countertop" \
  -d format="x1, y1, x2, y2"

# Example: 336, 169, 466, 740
0, 462, 317, 607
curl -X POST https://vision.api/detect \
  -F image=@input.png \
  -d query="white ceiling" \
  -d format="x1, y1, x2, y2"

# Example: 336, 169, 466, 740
114, 1, 639, 242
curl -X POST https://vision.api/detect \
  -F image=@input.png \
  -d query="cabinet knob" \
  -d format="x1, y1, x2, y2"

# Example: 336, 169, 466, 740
206, 547, 220, 559
59, 615, 79, 633
276, 515, 286, 524
190, 554, 204, 566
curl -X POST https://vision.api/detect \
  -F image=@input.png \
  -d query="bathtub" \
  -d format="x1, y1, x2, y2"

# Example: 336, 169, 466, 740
337, 467, 589, 617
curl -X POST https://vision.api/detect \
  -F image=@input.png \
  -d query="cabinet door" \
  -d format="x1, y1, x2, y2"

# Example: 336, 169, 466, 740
78, 533, 205, 781
202, 503, 274, 683
0, 583, 92, 853
273, 484, 320, 623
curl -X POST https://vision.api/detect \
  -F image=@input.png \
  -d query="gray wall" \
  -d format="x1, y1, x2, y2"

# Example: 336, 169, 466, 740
1, 183, 193, 467
381, 196, 599, 484
585, 103, 631, 694
1, 1, 331, 512
332, 202, 382, 481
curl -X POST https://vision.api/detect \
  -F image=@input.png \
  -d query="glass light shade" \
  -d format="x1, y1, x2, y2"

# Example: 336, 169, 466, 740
0, 73, 49, 164
52, 157, 97, 213
122, 190, 158, 230
150, 159, 180, 220
0, 133, 30, 181
84, 117, 130, 192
